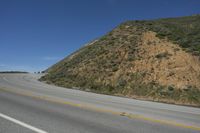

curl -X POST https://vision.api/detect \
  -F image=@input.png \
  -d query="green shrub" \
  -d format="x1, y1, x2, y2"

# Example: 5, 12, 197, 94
155, 52, 172, 59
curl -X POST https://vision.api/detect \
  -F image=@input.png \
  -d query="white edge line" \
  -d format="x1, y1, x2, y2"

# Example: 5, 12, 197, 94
2, 77, 9, 82
0, 113, 48, 133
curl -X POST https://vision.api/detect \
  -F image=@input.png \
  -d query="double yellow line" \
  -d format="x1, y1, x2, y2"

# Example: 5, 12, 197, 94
0, 87, 200, 131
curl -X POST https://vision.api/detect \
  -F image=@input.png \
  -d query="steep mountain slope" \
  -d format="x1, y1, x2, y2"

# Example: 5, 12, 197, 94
40, 15, 200, 106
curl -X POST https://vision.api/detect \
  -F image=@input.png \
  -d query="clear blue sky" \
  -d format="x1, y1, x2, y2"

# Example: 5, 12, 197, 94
0, 0, 200, 72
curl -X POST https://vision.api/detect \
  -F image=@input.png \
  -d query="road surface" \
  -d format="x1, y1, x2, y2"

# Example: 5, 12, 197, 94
0, 73, 199, 133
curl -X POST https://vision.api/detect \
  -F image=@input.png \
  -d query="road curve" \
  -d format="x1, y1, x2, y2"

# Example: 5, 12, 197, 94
0, 73, 199, 133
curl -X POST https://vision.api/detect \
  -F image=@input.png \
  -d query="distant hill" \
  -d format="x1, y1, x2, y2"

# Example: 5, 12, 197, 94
40, 15, 200, 107
0, 71, 28, 74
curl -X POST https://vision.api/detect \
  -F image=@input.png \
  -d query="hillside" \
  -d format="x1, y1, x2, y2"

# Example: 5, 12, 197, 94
40, 15, 200, 106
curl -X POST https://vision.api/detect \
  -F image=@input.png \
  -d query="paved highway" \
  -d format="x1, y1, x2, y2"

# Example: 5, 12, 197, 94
0, 73, 199, 133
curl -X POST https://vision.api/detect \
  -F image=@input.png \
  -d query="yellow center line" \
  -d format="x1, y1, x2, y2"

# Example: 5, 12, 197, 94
0, 87, 200, 131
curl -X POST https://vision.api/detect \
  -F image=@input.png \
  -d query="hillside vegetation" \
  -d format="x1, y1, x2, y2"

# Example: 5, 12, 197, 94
40, 15, 200, 106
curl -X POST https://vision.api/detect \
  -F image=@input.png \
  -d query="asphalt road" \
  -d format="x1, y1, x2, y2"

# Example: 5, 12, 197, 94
0, 73, 199, 133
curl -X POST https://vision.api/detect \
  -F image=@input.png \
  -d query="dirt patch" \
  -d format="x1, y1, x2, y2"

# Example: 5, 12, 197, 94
131, 31, 200, 90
